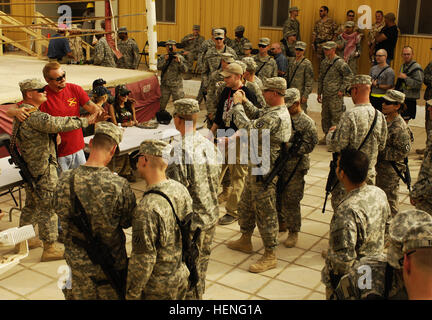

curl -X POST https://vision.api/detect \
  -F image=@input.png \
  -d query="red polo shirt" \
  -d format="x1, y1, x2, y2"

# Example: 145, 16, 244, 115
40, 83, 90, 157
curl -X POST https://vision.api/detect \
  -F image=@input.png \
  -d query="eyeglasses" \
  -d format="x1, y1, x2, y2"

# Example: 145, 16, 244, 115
348, 15, 355, 17
258, 44, 267, 48
399, 250, 416, 266
51, 72, 66, 82
33, 88, 45, 93
319, 10, 325, 12
375, 54, 385, 57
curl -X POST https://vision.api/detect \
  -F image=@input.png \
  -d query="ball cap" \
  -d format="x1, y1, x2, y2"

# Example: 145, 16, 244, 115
213, 29, 225, 39
383, 89, 406, 104
285, 88, 301, 106
94, 121, 123, 145
259, 38, 270, 46
295, 41, 307, 50
322, 41, 337, 50
289, 6, 300, 12
137, 139, 172, 158
348, 75, 372, 89
19, 78, 46, 92
235, 25, 245, 33
262, 77, 287, 95
173, 98, 200, 116
220, 63, 244, 77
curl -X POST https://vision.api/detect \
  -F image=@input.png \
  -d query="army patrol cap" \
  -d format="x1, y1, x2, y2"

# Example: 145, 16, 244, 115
118, 26, 128, 33
388, 209, 432, 269
165, 39, 177, 45
235, 25, 245, 32
235, 60, 247, 73
137, 139, 172, 158
295, 41, 307, 51
243, 42, 252, 50
95, 121, 123, 145
258, 38, 270, 46
213, 29, 225, 39
220, 63, 244, 77
242, 57, 257, 72
193, 25, 200, 31
322, 41, 337, 50
345, 21, 355, 28
262, 77, 287, 95
19, 78, 46, 92
383, 89, 406, 104
348, 75, 372, 89
289, 6, 300, 12
284, 88, 301, 106
220, 52, 235, 63
284, 30, 297, 38
173, 98, 200, 116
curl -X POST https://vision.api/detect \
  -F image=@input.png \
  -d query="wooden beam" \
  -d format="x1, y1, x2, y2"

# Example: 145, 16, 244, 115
0, 34, 37, 56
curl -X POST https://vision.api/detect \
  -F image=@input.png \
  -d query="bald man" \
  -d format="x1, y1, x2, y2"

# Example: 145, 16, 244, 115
270, 43, 288, 77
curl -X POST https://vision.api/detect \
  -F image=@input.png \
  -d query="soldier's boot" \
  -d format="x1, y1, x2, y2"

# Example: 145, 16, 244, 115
41, 241, 64, 262
279, 221, 288, 232
14, 236, 43, 253
226, 233, 253, 254
249, 249, 277, 273
284, 232, 298, 248
218, 186, 232, 203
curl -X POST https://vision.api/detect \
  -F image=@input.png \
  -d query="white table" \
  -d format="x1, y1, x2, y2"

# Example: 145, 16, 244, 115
0, 157, 24, 222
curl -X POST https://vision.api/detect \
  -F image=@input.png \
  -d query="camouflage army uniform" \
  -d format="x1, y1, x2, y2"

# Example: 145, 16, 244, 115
117, 38, 140, 69
54, 165, 136, 299
424, 61, 432, 136
229, 80, 291, 251
312, 18, 338, 61
281, 40, 296, 58
215, 80, 265, 109
197, 39, 214, 72
69, 35, 84, 63
321, 185, 390, 297
231, 37, 251, 59
318, 55, 353, 134
376, 114, 411, 217
181, 33, 205, 69
283, 18, 301, 41
93, 37, 116, 67
157, 53, 188, 110
14, 103, 90, 244
254, 55, 278, 81
126, 179, 192, 300
279, 111, 318, 233
328, 101, 388, 211
286, 57, 314, 112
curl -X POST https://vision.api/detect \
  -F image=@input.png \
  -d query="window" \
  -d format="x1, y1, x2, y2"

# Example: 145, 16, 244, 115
398, 0, 432, 35
156, 0, 176, 23
260, 0, 290, 28
0, 0, 11, 14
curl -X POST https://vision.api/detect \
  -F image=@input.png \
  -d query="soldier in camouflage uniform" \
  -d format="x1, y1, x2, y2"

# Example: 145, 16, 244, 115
422, 56, 432, 146
166, 99, 222, 300
317, 41, 353, 139
279, 89, 318, 247
280, 31, 297, 58
321, 148, 390, 299
254, 38, 278, 81
226, 78, 291, 273
283, 6, 301, 41
286, 41, 314, 113
68, 24, 84, 64
312, 6, 338, 62
241, 58, 266, 108
14, 79, 100, 262
157, 40, 188, 111
230, 25, 250, 59
54, 122, 136, 299
116, 27, 140, 70
93, 29, 116, 68
376, 90, 412, 218
327, 75, 388, 211
181, 25, 205, 71
127, 140, 192, 300
222, 27, 233, 48
243, 42, 253, 58
411, 100, 432, 215
336, 21, 362, 75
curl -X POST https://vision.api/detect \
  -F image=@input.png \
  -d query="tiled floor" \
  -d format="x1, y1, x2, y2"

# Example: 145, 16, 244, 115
0, 107, 427, 300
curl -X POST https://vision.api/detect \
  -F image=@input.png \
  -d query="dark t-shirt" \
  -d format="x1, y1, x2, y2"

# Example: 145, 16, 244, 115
375, 25, 398, 60
47, 34, 71, 59
214, 85, 257, 136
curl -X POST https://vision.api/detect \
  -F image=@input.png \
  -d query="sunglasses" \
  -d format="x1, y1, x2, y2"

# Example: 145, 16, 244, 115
258, 44, 267, 48
383, 100, 396, 105
348, 15, 355, 17
215, 38, 224, 40
295, 48, 304, 51
51, 72, 66, 82
33, 88, 45, 93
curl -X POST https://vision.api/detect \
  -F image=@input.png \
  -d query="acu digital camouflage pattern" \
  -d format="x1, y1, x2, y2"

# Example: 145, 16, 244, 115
53, 166, 136, 299
328, 103, 387, 210
230, 36, 251, 59
126, 179, 192, 300
181, 32, 205, 69
13, 103, 89, 242
411, 134, 432, 215
286, 56, 314, 112
322, 185, 390, 290
283, 17, 301, 41
117, 38, 140, 69
157, 52, 188, 110
230, 96, 291, 250
253, 55, 278, 80
318, 56, 353, 134
376, 114, 412, 217
279, 111, 318, 232
93, 37, 116, 67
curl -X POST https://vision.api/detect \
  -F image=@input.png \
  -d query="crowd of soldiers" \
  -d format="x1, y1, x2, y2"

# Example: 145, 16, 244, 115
3, 4, 432, 301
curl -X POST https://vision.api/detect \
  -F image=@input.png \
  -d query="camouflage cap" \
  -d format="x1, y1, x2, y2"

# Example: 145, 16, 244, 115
94, 121, 123, 145
289, 6, 300, 12
388, 210, 432, 269
345, 21, 355, 28
349, 75, 372, 89
138, 139, 172, 158
192, 24, 200, 31
284, 88, 301, 106
383, 89, 406, 104
165, 39, 177, 45
295, 41, 307, 50
19, 78, 46, 92
262, 77, 287, 95
243, 42, 252, 50
235, 60, 247, 73
235, 25, 245, 32
322, 41, 337, 50
220, 52, 235, 63
118, 26, 128, 33
284, 30, 297, 38
242, 57, 257, 72
173, 98, 200, 116
258, 37, 270, 46
220, 63, 243, 77
213, 28, 224, 39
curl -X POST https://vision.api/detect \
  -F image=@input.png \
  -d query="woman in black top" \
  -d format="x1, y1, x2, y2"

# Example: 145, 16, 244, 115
108, 85, 138, 127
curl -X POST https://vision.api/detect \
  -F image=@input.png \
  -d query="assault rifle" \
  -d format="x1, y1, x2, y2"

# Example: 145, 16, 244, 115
322, 152, 339, 214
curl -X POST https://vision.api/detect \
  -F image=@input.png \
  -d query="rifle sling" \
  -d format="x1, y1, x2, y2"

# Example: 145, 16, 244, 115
384, 263, 394, 300
143, 189, 183, 231
373, 65, 390, 81
256, 59, 268, 77
161, 55, 174, 80
287, 58, 306, 87
321, 57, 341, 87
389, 159, 409, 185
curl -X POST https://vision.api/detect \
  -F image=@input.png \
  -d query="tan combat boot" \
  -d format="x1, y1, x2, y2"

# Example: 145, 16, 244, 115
249, 249, 277, 273
41, 241, 64, 262
218, 186, 232, 203
284, 232, 298, 248
226, 233, 253, 253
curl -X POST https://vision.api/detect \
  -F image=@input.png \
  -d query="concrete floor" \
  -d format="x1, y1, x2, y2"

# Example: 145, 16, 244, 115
0, 103, 427, 300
